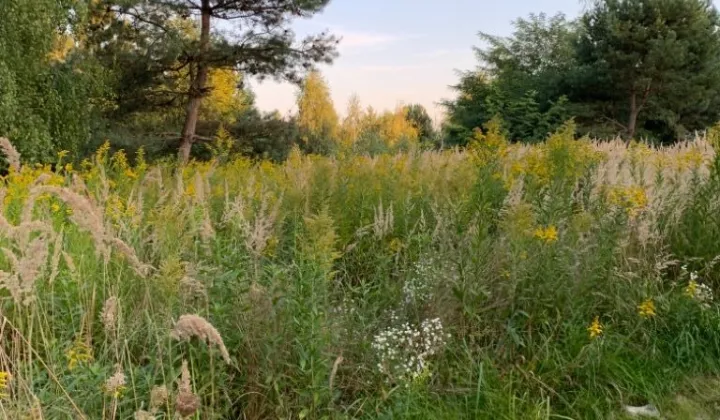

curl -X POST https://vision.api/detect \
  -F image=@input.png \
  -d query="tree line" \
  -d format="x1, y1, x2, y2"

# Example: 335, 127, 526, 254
444, 0, 720, 146
2, 0, 719, 166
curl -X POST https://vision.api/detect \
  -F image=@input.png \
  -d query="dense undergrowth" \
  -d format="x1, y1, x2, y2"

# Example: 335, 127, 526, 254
1, 124, 720, 419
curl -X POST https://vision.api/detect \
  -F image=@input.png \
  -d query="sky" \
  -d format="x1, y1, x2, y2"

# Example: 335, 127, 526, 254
248, 0, 584, 121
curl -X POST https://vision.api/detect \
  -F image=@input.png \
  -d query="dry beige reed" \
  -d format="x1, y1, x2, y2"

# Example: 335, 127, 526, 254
175, 360, 200, 418
170, 314, 231, 364
101, 296, 119, 335
0, 137, 21, 172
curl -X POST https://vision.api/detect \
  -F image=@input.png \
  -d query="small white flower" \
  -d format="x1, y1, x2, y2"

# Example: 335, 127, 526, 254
371, 316, 449, 385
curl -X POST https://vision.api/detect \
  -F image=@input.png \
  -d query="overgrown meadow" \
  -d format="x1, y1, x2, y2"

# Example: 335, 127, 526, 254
2, 123, 720, 419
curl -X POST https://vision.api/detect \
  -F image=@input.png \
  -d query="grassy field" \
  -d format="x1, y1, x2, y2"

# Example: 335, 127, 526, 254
2, 123, 720, 419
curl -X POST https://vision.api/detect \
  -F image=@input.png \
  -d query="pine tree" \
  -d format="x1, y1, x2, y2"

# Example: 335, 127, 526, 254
577, 0, 720, 141
106, 0, 338, 163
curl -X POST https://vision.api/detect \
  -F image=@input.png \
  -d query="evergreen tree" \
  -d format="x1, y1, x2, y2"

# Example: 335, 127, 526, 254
442, 14, 574, 146
577, 0, 720, 142
104, 0, 338, 162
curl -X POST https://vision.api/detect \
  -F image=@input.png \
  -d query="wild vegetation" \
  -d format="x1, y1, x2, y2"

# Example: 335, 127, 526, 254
0, 123, 718, 418
5, 0, 720, 418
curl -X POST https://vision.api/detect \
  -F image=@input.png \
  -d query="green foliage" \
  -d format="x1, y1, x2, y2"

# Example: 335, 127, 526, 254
576, 0, 720, 142
445, 3, 720, 146
0, 0, 103, 162
229, 111, 302, 161
403, 104, 436, 144
443, 14, 575, 146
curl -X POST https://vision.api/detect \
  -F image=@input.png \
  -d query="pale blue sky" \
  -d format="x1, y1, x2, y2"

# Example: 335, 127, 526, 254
250, 0, 585, 120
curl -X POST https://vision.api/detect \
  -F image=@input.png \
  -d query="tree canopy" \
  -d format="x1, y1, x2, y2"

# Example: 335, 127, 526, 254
103, 0, 339, 162
444, 1, 720, 145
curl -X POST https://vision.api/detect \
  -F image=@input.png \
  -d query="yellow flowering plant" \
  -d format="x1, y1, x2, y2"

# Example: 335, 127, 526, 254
588, 316, 603, 339
638, 298, 656, 319
534, 226, 558, 243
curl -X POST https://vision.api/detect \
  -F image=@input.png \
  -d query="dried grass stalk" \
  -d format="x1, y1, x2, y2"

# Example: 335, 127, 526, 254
107, 237, 151, 278
0, 137, 21, 172
149, 385, 168, 412
133, 410, 155, 420
104, 364, 126, 396
170, 314, 231, 364
101, 296, 119, 335
179, 276, 207, 301
28, 185, 108, 259
175, 360, 200, 418
48, 228, 63, 284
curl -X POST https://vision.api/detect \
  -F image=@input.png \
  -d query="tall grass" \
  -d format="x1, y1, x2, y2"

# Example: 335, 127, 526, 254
0, 124, 719, 419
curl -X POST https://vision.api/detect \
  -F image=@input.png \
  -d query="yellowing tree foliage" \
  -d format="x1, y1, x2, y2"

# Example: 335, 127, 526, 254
297, 70, 339, 143
378, 107, 419, 146
48, 34, 75, 63
339, 94, 363, 147
200, 69, 251, 124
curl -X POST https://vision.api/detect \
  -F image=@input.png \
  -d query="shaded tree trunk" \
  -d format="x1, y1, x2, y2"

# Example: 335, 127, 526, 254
626, 91, 639, 144
179, 0, 211, 164
625, 83, 652, 145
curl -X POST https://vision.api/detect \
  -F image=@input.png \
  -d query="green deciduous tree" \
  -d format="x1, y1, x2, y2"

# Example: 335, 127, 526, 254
442, 14, 574, 146
444, 3, 720, 145
403, 104, 436, 144
0, 0, 104, 162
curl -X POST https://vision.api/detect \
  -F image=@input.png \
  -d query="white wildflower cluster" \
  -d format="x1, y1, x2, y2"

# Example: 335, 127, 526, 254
683, 265, 714, 309
371, 317, 449, 385
693, 283, 714, 309
403, 259, 435, 306
331, 296, 357, 317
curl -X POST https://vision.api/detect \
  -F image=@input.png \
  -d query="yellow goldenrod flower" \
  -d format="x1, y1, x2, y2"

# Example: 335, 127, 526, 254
0, 371, 11, 398
135, 147, 148, 173
64, 163, 73, 173
96, 140, 111, 162
638, 298, 656, 318
57, 150, 69, 159
587, 316, 603, 339
685, 280, 698, 298
124, 168, 138, 179
388, 238, 403, 253
51, 203, 61, 213
533, 226, 558, 243
65, 340, 93, 371
112, 150, 130, 171
607, 185, 648, 217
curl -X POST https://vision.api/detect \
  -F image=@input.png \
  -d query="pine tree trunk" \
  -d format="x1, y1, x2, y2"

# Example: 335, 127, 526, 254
179, 1, 211, 164
626, 92, 639, 144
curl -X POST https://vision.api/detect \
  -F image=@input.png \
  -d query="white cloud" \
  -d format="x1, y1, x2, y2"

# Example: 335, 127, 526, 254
337, 30, 402, 49
356, 64, 423, 73
310, 23, 419, 52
